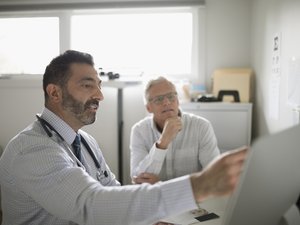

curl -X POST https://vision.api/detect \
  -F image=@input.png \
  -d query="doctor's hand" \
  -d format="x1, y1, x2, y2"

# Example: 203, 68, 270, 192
132, 172, 160, 185
190, 146, 248, 203
156, 117, 182, 149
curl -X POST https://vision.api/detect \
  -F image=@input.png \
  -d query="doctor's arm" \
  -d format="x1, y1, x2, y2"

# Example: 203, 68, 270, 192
191, 147, 248, 202
12, 140, 247, 225
12, 142, 197, 225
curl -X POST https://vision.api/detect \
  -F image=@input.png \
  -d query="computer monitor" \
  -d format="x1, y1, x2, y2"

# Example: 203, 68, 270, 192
162, 125, 300, 225
224, 124, 300, 225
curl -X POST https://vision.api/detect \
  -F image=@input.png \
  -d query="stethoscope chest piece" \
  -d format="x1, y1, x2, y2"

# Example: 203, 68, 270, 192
96, 171, 103, 181
96, 170, 108, 182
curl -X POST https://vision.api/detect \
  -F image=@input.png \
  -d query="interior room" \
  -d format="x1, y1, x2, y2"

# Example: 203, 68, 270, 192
0, 0, 299, 224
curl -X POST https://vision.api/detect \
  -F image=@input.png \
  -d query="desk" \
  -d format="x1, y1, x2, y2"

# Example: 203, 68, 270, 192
162, 197, 228, 225
102, 78, 142, 183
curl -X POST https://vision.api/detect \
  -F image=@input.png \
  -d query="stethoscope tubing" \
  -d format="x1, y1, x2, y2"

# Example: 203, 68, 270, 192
36, 115, 101, 170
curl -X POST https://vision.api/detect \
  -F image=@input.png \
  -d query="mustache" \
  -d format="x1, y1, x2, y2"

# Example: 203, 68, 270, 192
84, 99, 99, 109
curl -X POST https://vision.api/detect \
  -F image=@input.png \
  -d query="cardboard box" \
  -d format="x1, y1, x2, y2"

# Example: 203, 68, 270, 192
212, 68, 253, 103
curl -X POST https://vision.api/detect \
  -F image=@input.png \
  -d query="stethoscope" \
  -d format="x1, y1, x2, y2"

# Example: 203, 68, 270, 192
36, 115, 108, 182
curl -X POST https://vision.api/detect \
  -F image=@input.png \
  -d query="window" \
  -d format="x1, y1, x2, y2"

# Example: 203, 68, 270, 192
0, 6, 204, 80
71, 8, 194, 78
0, 17, 59, 75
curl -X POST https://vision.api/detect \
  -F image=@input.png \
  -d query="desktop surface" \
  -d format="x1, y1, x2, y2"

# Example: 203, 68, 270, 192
162, 197, 228, 225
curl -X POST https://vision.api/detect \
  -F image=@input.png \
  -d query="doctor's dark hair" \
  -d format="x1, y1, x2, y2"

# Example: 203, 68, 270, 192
43, 50, 95, 101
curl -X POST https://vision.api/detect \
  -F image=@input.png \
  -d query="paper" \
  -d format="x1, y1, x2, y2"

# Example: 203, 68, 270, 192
269, 33, 281, 120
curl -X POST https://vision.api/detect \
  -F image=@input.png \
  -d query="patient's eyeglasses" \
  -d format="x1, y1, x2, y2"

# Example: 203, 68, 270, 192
148, 92, 178, 105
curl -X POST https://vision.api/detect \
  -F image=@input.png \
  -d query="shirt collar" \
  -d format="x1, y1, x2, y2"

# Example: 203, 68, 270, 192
40, 107, 77, 145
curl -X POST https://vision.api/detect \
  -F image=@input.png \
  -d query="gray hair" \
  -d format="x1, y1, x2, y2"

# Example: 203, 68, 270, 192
143, 76, 176, 104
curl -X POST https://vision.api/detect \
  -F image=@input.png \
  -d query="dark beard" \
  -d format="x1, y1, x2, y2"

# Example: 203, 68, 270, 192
62, 88, 98, 125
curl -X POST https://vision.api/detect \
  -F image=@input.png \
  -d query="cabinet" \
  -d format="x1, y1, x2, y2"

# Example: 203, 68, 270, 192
180, 102, 252, 152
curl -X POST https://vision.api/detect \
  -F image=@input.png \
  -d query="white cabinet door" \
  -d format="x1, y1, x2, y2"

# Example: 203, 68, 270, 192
181, 102, 252, 152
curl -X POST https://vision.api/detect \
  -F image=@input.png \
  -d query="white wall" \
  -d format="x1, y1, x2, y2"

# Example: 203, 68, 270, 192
204, 0, 300, 139
205, 0, 252, 91
251, 0, 300, 138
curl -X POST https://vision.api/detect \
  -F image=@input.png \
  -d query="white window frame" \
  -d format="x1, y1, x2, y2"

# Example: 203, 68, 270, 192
0, 6, 206, 82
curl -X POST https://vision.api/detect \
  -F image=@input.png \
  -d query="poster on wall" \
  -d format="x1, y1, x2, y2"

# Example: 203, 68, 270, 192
269, 33, 281, 120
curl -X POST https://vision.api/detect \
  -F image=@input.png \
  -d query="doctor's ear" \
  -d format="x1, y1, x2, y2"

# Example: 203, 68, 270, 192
46, 84, 62, 102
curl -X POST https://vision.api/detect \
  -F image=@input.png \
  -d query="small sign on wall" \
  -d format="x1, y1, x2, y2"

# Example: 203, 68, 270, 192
269, 33, 281, 120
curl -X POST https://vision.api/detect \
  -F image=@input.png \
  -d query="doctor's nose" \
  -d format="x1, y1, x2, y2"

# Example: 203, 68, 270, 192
94, 87, 104, 101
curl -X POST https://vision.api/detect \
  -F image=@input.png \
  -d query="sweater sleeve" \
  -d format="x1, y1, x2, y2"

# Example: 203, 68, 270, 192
130, 123, 167, 177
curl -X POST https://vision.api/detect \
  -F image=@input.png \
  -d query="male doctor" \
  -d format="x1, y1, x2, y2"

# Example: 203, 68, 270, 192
0, 50, 247, 225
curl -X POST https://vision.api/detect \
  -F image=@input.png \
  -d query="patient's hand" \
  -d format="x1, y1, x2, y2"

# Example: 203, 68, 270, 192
132, 172, 160, 184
